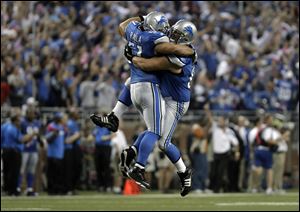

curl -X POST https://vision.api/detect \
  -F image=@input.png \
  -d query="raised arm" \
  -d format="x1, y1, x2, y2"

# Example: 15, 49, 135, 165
132, 56, 181, 74
119, 17, 142, 37
155, 42, 194, 56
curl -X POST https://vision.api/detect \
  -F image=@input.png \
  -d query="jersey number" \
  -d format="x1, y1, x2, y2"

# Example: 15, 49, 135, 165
128, 41, 142, 57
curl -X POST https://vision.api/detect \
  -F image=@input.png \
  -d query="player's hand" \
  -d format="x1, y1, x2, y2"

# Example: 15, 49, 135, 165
124, 44, 134, 62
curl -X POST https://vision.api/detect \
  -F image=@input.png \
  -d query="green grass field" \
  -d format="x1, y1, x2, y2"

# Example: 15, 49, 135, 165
1, 192, 299, 211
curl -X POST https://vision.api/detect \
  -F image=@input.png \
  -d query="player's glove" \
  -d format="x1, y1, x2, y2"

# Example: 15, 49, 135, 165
124, 44, 134, 62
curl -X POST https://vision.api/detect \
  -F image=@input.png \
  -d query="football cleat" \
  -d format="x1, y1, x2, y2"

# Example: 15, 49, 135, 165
128, 166, 150, 189
119, 147, 136, 178
90, 112, 119, 132
178, 168, 192, 197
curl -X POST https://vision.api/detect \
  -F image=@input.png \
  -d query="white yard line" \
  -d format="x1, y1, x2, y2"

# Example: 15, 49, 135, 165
216, 202, 299, 206
1, 208, 50, 211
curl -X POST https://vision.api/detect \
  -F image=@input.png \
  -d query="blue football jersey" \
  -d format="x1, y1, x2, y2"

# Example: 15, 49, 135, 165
160, 55, 195, 102
125, 21, 169, 84
21, 118, 41, 152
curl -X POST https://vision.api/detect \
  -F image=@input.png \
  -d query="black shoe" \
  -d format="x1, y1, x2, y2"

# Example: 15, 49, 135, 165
26, 191, 38, 196
178, 168, 192, 197
119, 147, 136, 178
90, 112, 119, 132
128, 166, 150, 189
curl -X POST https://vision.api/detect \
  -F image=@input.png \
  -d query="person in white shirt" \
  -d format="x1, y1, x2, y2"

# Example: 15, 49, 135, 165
273, 127, 290, 193
237, 116, 251, 191
205, 105, 239, 193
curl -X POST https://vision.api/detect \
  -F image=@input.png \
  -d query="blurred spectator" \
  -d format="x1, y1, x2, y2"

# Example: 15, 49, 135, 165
111, 121, 128, 194
247, 116, 263, 191
63, 107, 82, 195
227, 116, 245, 192
205, 105, 239, 193
251, 115, 280, 194
79, 74, 96, 109
236, 116, 251, 191
2, 108, 36, 196
1, 66, 10, 106
17, 109, 43, 196
273, 126, 290, 193
93, 118, 116, 192
188, 123, 208, 193
7, 66, 26, 106
48, 71, 69, 107
80, 119, 96, 190
95, 74, 117, 112
45, 112, 66, 195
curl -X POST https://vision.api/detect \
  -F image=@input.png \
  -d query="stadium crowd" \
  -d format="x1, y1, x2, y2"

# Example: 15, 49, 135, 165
1, 1, 299, 111
1, 1, 299, 196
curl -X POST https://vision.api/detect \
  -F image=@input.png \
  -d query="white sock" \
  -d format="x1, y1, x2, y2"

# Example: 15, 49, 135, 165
112, 101, 129, 119
175, 158, 186, 173
135, 163, 145, 170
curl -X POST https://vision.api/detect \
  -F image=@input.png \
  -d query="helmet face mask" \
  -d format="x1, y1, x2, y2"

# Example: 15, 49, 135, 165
169, 28, 186, 44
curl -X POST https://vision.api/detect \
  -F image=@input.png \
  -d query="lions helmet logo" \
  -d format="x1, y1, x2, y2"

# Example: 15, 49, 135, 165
157, 16, 167, 26
184, 26, 193, 37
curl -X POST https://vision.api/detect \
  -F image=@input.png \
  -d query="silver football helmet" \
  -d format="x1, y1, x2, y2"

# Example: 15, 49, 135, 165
143, 11, 170, 34
169, 20, 197, 44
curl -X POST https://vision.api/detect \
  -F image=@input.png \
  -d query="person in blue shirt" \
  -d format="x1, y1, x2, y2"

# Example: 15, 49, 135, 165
92, 118, 116, 192
63, 107, 82, 195
17, 109, 43, 196
45, 112, 66, 195
2, 110, 36, 196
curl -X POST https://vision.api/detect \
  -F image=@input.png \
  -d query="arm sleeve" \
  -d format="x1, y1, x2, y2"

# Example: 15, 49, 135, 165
124, 22, 132, 41
153, 35, 169, 44
151, 31, 170, 45
124, 22, 137, 41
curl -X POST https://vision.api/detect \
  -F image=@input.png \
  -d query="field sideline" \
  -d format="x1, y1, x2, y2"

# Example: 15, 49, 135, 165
1, 192, 299, 211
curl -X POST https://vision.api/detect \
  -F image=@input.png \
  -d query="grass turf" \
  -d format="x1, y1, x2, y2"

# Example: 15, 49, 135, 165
1, 192, 299, 211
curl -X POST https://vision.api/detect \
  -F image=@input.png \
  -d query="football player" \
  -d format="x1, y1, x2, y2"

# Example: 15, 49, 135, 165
90, 12, 194, 189
124, 20, 198, 196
